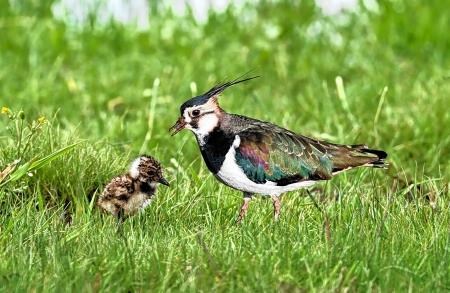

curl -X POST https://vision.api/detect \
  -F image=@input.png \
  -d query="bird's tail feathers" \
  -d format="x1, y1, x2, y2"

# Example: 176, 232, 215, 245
355, 146, 388, 168
330, 144, 388, 174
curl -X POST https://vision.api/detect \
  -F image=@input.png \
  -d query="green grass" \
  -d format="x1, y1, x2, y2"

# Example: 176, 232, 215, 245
1, 1, 449, 291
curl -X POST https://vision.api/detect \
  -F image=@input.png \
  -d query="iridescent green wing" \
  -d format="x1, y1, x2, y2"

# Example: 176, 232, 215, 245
235, 124, 333, 185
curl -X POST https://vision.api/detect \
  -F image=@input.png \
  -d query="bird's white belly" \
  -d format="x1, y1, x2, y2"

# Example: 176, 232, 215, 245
216, 136, 316, 196
124, 192, 152, 215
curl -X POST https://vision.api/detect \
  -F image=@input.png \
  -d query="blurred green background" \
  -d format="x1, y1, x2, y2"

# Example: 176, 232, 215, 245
1, 0, 448, 173
0, 0, 449, 291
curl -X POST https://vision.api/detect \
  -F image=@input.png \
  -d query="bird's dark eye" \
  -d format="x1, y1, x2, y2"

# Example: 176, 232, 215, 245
192, 109, 201, 117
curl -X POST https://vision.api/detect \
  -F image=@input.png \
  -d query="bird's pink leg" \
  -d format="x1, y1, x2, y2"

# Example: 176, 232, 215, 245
271, 195, 282, 221
236, 193, 253, 224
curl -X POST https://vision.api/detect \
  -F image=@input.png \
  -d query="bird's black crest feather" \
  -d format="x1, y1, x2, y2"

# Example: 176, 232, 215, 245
180, 75, 259, 113
204, 75, 260, 98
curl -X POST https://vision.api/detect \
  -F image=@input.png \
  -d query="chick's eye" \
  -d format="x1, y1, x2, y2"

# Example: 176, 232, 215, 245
192, 109, 201, 117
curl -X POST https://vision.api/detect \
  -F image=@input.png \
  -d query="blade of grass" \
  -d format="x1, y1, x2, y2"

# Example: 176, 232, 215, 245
0, 141, 82, 188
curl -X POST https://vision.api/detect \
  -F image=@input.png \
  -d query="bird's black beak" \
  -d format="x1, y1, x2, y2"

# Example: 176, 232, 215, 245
169, 117, 186, 136
158, 177, 170, 186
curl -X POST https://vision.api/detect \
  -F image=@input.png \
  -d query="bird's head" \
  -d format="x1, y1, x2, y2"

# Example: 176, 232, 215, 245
169, 76, 259, 137
129, 155, 170, 187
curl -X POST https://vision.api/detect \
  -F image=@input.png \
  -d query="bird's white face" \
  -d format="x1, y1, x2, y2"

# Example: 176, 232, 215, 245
170, 97, 221, 142
183, 106, 219, 136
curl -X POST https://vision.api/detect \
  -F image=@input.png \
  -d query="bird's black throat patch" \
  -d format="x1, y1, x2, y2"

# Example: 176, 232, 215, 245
199, 127, 235, 174
140, 182, 155, 195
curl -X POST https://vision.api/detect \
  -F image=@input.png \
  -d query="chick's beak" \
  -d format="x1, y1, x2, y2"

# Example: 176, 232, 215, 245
169, 117, 186, 136
158, 177, 170, 186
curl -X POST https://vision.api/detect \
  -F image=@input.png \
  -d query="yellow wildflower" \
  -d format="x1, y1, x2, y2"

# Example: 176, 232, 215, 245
1, 107, 11, 114
37, 116, 47, 124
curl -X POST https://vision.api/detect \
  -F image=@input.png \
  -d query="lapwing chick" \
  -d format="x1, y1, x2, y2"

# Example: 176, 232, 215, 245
97, 155, 169, 221
170, 77, 388, 223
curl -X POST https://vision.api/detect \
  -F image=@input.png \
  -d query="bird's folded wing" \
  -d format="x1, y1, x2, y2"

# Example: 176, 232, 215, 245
235, 125, 333, 185
102, 175, 134, 200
